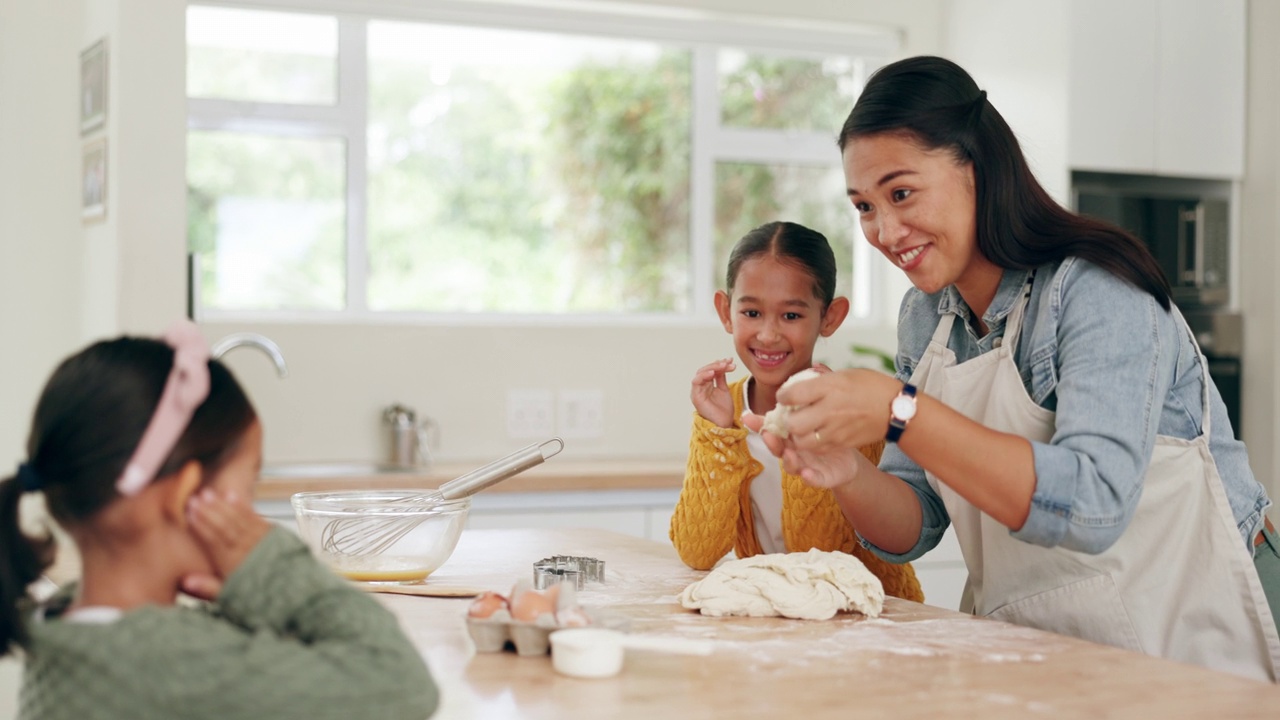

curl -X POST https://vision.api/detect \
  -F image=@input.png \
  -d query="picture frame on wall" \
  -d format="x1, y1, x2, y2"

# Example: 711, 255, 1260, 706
80, 38, 108, 135
82, 138, 107, 221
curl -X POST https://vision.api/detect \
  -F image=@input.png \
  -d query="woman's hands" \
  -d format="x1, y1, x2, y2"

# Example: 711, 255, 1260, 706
181, 488, 271, 600
743, 368, 901, 487
691, 358, 737, 428
778, 368, 902, 452
745, 409, 867, 489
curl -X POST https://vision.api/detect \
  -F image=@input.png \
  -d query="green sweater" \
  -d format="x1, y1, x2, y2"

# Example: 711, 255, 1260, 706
19, 527, 438, 720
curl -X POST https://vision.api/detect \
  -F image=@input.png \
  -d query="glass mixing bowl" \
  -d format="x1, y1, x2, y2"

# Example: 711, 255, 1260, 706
291, 490, 470, 584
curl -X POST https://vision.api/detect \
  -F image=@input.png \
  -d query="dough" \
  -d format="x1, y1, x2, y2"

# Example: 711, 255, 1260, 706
678, 549, 884, 620
759, 368, 822, 438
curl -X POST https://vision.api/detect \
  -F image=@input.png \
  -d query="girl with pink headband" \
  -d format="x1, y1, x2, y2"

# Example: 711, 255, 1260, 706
0, 321, 438, 719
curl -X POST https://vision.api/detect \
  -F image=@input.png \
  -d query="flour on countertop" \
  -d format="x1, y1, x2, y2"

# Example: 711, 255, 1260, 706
678, 616, 1056, 666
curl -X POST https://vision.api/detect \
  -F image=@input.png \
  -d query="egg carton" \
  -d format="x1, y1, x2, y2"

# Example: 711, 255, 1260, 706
466, 611, 630, 656
466, 615, 558, 656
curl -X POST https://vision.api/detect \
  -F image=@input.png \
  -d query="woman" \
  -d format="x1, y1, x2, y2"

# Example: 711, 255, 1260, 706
744, 55, 1280, 682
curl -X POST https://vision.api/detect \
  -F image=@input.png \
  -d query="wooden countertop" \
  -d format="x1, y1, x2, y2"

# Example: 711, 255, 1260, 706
254, 459, 685, 501
380, 528, 1280, 719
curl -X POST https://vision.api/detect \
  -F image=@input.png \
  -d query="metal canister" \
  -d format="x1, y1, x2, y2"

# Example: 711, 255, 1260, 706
384, 403, 434, 468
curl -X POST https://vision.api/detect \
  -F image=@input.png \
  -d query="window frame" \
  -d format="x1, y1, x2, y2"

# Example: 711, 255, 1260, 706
187, 0, 899, 326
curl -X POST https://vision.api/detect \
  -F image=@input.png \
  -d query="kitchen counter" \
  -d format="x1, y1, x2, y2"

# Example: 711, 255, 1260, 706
379, 528, 1280, 719
254, 459, 685, 501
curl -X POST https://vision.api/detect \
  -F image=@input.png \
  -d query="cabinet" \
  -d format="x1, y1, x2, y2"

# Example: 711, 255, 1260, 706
1069, 0, 1245, 178
462, 489, 678, 544
911, 526, 967, 612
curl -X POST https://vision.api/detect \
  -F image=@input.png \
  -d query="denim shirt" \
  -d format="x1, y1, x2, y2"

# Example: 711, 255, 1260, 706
866, 257, 1271, 563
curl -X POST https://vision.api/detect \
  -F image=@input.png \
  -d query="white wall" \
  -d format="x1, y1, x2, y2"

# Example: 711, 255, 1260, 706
0, 0, 85, 713
0, 1, 84, 478
1240, 0, 1280, 501
941, 0, 1070, 206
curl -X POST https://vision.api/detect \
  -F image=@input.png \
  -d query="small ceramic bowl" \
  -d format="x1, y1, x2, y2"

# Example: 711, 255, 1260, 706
549, 628, 715, 679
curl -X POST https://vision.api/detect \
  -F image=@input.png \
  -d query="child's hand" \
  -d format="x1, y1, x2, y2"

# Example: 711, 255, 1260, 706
186, 487, 271, 581
691, 358, 736, 428
179, 573, 224, 602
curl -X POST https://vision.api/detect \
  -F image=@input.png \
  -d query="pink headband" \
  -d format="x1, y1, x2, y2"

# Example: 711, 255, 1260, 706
115, 319, 211, 496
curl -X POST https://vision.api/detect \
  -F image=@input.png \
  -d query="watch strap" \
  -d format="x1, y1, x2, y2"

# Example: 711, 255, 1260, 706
885, 382, 917, 443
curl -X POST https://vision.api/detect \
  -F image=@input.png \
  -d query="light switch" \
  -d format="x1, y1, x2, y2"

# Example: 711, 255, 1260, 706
558, 389, 604, 439
507, 389, 554, 439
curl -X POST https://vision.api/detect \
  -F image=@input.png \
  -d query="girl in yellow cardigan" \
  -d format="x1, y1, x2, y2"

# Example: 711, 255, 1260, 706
669, 221, 923, 602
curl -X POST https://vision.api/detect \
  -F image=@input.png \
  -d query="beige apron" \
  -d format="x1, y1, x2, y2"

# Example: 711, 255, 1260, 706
910, 285, 1280, 681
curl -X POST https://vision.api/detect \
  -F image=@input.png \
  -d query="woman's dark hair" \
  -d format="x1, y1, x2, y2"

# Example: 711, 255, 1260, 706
727, 221, 839, 309
838, 55, 1171, 309
0, 336, 257, 654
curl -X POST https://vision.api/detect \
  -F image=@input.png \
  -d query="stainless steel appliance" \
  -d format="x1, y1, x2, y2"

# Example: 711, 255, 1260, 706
1071, 172, 1242, 439
1073, 173, 1230, 308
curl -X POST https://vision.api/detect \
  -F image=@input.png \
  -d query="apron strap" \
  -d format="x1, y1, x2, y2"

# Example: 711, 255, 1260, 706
927, 270, 1036, 359
999, 271, 1036, 358
929, 310, 957, 346
1170, 304, 1213, 439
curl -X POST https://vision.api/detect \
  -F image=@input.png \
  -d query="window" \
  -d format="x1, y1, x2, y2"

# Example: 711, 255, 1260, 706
187, 6, 337, 105
186, 2, 896, 321
365, 21, 691, 313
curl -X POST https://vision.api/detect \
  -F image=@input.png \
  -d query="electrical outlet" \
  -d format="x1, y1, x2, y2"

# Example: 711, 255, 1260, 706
558, 389, 604, 439
507, 389, 554, 439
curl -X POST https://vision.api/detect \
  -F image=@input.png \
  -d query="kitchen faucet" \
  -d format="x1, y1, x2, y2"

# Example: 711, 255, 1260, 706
210, 332, 288, 377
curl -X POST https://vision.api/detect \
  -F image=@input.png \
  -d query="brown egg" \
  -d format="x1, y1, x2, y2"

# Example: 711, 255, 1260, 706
467, 591, 510, 619
556, 606, 592, 627
510, 587, 557, 623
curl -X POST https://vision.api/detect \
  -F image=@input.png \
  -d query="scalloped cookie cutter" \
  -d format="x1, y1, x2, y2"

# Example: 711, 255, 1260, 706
533, 555, 605, 590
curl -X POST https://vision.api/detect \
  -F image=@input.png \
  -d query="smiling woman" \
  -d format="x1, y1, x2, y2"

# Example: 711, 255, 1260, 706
743, 55, 1280, 682
845, 134, 999, 304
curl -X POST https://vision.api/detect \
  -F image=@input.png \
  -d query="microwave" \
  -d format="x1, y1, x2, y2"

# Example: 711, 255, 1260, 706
1072, 175, 1230, 308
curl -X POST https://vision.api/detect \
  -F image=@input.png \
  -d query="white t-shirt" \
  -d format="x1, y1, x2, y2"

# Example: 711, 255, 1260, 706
742, 378, 786, 554
63, 606, 123, 624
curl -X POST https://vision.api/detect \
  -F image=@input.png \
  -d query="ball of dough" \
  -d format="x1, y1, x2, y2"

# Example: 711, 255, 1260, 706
677, 548, 885, 620
759, 368, 822, 438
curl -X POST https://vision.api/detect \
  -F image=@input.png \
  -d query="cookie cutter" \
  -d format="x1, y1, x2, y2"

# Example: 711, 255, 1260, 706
533, 555, 605, 590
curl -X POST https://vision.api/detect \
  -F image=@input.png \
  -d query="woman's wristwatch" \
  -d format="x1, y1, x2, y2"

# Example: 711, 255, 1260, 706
886, 383, 918, 443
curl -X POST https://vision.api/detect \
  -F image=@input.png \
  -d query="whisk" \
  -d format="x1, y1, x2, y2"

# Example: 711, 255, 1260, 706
318, 438, 564, 557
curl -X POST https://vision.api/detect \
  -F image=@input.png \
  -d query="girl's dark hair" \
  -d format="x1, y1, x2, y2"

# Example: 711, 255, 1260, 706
727, 221, 839, 308
0, 336, 257, 654
838, 55, 1171, 310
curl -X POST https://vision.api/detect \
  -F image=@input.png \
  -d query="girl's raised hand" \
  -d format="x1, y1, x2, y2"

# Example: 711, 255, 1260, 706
691, 358, 737, 428
186, 487, 271, 582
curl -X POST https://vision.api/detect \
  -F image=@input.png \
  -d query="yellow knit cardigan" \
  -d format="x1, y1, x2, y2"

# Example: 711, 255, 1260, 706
669, 376, 924, 602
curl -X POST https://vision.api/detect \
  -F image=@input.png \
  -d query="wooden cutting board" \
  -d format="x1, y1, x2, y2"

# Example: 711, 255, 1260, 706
353, 582, 484, 598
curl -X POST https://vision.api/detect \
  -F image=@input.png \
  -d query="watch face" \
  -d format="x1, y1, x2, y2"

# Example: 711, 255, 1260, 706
891, 394, 917, 421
